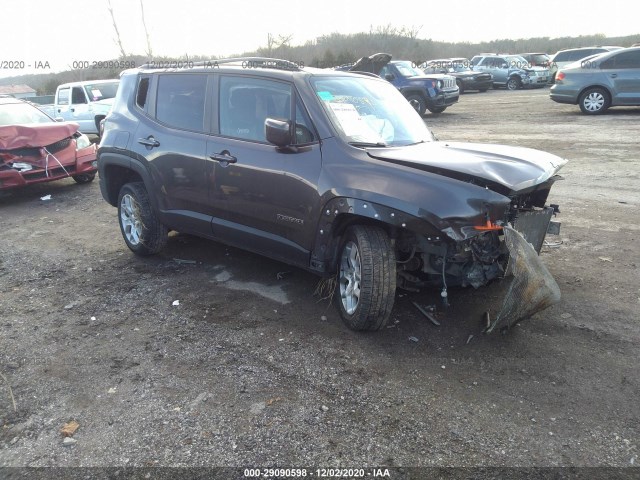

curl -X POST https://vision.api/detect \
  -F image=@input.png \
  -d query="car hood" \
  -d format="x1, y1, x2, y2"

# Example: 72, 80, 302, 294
0, 122, 79, 150
366, 141, 567, 193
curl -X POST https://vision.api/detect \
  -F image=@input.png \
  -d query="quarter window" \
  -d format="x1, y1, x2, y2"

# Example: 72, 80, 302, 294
156, 74, 207, 132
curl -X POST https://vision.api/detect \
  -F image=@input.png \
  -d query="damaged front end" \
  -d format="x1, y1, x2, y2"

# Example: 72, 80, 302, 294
0, 123, 97, 190
396, 185, 562, 331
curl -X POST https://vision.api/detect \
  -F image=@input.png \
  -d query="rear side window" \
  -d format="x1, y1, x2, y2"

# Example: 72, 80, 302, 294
602, 50, 640, 69
156, 74, 207, 132
136, 77, 150, 109
57, 88, 70, 105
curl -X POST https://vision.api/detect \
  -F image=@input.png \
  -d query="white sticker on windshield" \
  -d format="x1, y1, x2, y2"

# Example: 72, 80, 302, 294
328, 103, 378, 139
91, 89, 103, 100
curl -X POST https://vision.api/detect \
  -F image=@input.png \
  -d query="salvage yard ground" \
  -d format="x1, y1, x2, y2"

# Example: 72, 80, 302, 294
0, 88, 639, 471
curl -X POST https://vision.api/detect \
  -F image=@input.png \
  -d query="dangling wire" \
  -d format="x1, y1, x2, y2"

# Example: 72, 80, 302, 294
43, 147, 71, 178
441, 246, 449, 307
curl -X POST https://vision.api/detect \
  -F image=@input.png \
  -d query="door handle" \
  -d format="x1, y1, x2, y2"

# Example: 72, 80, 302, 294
209, 151, 237, 164
137, 136, 160, 148
70, 108, 75, 112
610, 74, 617, 78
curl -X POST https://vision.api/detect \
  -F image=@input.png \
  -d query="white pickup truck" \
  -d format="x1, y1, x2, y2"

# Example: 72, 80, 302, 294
39, 79, 119, 135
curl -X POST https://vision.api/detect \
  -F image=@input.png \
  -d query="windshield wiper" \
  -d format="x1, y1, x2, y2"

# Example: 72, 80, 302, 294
348, 141, 387, 148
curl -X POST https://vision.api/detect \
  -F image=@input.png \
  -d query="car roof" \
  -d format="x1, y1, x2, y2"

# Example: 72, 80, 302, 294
57, 79, 120, 88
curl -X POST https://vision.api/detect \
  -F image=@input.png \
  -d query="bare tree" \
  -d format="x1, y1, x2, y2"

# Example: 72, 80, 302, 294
139, 0, 153, 57
107, 0, 127, 58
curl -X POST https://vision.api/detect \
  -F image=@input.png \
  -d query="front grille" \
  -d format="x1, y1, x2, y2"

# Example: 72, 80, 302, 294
1, 137, 72, 157
443, 78, 456, 88
22, 164, 77, 180
475, 74, 492, 81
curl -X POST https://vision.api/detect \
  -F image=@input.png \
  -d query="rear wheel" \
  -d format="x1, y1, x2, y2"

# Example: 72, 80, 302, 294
335, 225, 396, 331
405, 94, 426, 116
456, 80, 464, 94
117, 182, 167, 256
578, 87, 610, 114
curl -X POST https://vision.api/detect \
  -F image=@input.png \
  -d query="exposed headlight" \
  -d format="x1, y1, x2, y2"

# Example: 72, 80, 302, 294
75, 133, 92, 150
437, 80, 443, 89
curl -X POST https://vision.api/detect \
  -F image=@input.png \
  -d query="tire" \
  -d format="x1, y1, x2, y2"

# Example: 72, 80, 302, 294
95, 116, 106, 136
405, 94, 426, 116
427, 106, 446, 114
479, 88, 488, 93
117, 182, 167, 256
72, 173, 96, 184
335, 225, 396, 331
456, 80, 464, 94
506, 77, 521, 90
578, 87, 610, 115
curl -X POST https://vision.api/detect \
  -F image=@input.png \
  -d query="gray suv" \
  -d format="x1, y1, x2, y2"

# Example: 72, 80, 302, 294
550, 47, 640, 114
98, 57, 566, 332
471, 55, 549, 90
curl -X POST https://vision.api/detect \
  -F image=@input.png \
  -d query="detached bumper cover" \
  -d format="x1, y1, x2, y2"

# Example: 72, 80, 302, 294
488, 226, 561, 332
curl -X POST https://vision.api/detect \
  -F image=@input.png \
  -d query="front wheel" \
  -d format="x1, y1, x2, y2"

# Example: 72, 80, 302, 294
405, 94, 427, 116
117, 182, 167, 256
428, 106, 447, 114
578, 87, 610, 114
456, 80, 464, 94
72, 173, 96, 184
335, 225, 396, 331
506, 77, 521, 90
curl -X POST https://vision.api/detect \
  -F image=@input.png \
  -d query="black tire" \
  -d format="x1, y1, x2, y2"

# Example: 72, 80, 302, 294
72, 173, 96, 184
405, 94, 427, 116
335, 225, 396, 331
95, 116, 106, 136
506, 77, 521, 90
428, 106, 446, 114
456, 80, 464, 94
479, 88, 488, 92
578, 87, 611, 115
117, 182, 167, 256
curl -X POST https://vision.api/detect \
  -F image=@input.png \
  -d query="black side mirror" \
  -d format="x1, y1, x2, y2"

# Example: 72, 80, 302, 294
265, 118, 292, 147
384, 73, 395, 81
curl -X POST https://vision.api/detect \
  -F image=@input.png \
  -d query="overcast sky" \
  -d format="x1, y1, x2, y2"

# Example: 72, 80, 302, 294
1, 0, 638, 79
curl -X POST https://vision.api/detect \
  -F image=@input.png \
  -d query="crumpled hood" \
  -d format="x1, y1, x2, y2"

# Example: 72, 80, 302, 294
367, 141, 567, 192
0, 122, 79, 150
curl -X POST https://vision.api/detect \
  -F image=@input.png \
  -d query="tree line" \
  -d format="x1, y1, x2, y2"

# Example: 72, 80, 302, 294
2, 28, 639, 95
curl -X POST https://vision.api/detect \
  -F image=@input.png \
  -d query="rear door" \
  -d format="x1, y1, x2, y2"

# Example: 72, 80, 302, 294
207, 74, 322, 266
601, 50, 640, 105
55, 87, 70, 120
131, 73, 213, 232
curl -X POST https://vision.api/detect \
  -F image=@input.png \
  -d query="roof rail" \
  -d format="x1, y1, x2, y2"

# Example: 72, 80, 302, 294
138, 57, 303, 71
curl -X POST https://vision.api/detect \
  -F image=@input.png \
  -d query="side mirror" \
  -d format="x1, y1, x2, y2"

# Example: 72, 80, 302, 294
265, 118, 292, 147
54, 117, 64, 122
501, 63, 509, 69
384, 73, 395, 81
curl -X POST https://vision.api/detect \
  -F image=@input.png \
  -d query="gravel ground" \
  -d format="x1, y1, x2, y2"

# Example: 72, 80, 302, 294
1, 88, 639, 477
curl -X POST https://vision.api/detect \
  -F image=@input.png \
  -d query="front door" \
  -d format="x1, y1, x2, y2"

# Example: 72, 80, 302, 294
208, 75, 322, 265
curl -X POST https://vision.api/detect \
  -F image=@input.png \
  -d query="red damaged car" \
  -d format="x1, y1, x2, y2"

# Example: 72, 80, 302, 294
0, 97, 97, 191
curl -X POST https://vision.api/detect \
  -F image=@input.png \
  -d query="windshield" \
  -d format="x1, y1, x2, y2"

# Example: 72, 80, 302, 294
311, 75, 434, 147
393, 61, 423, 78
83, 81, 119, 101
0, 102, 53, 126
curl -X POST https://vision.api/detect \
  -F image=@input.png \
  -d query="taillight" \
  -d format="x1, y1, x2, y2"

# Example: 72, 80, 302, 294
556, 72, 565, 81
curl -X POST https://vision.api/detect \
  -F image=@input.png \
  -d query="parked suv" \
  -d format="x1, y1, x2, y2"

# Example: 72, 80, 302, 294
471, 54, 549, 90
336, 53, 459, 115
98, 58, 566, 332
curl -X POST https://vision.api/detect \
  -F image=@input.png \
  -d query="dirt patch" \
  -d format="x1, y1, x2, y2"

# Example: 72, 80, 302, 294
1, 88, 638, 469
